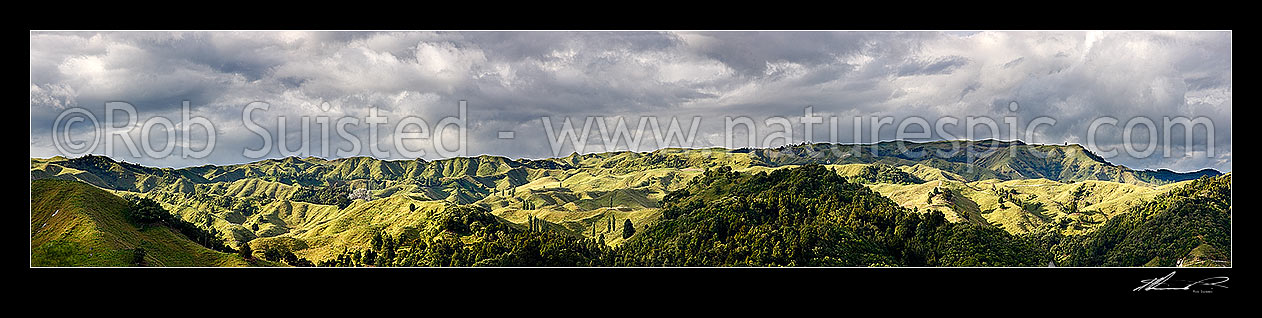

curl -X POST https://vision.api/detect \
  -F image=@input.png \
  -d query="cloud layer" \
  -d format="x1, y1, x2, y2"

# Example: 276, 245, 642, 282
30, 31, 1231, 172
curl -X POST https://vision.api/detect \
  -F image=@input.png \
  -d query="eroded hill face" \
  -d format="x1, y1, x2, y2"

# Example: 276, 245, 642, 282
30, 141, 1223, 266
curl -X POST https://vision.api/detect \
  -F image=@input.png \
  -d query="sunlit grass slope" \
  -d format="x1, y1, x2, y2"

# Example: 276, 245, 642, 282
31, 179, 251, 267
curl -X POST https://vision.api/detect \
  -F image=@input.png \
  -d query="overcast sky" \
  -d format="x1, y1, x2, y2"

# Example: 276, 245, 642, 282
30, 31, 1231, 172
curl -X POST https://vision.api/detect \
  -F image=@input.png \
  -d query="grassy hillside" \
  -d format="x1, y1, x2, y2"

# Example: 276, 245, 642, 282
739, 140, 1217, 185
316, 165, 1054, 267
1039, 174, 1232, 267
32, 141, 1218, 199
866, 169, 1189, 235
316, 204, 607, 267
614, 165, 1050, 266
29, 140, 1228, 267
31, 179, 253, 267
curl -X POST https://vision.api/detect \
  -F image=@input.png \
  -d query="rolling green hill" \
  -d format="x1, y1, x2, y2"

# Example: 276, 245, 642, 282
29, 140, 1228, 267
1038, 174, 1232, 267
739, 140, 1216, 185
33, 141, 1217, 198
867, 176, 1192, 235
31, 179, 254, 267
614, 165, 1050, 266
315, 204, 607, 267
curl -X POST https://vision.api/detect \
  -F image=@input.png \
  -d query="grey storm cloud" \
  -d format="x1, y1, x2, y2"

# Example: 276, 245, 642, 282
29, 31, 1231, 172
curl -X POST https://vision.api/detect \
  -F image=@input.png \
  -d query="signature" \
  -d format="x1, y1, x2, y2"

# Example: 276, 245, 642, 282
1134, 271, 1229, 292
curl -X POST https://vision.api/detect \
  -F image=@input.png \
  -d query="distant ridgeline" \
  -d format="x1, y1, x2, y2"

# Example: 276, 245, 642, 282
32, 140, 1216, 193
30, 140, 1228, 267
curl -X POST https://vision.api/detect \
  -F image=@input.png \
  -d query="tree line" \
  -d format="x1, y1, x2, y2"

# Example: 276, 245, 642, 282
124, 196, 234, 255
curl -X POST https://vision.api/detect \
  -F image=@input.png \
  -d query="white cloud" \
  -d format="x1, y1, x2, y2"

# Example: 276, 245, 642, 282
29, 31, 1231, 172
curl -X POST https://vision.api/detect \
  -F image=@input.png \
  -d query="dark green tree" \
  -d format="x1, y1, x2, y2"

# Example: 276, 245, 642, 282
363, 249, 377, 265
129, 198, 167, 224
132, 247, 146, 266
622, 219, 635, 239
371, 231, 385, 251
238, 242, 253, 260
263, 247, 284, 262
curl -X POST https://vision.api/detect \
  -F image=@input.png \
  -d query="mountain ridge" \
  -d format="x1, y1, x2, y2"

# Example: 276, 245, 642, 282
31, 140, 1220, 193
